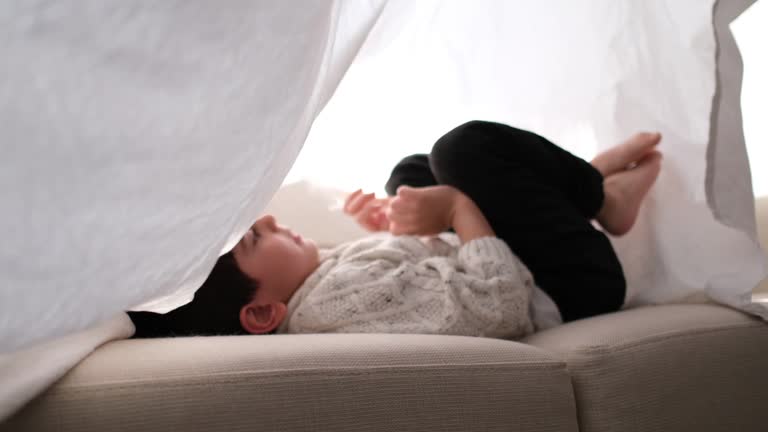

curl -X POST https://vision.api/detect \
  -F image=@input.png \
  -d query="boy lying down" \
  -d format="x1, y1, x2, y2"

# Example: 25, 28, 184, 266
129, 121, 661, 339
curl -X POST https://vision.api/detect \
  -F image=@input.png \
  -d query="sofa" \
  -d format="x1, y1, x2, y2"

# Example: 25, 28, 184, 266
3, 198, 767, 432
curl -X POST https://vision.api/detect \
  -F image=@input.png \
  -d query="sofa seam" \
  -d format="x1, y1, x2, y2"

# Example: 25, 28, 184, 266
52, 363, 570, 392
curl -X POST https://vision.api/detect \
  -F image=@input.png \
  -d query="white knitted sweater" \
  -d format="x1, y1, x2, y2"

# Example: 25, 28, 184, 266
277, 233, 560, 339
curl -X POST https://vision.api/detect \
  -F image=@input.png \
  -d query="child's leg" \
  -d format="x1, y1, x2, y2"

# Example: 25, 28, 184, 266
428, 121, 624, 322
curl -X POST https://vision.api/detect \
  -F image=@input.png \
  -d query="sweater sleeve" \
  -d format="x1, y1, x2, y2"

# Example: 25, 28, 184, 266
456, 236, 525, 279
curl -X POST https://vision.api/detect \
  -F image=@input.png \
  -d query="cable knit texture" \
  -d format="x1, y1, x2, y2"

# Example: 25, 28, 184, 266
278, 233, 537, 339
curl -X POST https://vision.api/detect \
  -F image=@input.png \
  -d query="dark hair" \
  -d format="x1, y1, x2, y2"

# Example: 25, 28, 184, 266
127, 252, 259, 337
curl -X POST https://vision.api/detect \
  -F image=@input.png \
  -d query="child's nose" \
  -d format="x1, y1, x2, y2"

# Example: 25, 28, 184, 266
258, 215, 278, 231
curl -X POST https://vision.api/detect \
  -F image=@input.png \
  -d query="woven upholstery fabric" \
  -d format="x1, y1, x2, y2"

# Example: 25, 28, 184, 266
756, 196, 768, 297
524, 304, 768, 432
758, 196, 768, 242
2, 333, 577, 432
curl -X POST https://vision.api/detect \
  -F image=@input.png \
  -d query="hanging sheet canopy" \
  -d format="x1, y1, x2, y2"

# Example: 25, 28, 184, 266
0, 0, 387, 353
0, 0, 766, 419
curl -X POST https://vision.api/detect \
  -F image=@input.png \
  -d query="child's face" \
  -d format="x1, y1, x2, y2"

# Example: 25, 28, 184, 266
233, 215, 319, 304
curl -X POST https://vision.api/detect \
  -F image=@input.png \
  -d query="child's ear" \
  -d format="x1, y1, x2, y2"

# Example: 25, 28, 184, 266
239, 301, 287, 334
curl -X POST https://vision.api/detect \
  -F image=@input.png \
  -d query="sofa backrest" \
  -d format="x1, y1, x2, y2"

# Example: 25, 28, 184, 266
757, 196, 767, 248
755, 196, 768, 296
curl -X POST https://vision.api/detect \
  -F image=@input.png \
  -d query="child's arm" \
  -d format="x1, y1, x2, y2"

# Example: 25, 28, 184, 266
449, 192, 495, 244
387, 185, 494, 244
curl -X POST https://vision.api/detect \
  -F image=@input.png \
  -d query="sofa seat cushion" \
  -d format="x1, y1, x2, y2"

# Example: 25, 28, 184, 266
524, 304, 768, 432
3, 333, 577, 432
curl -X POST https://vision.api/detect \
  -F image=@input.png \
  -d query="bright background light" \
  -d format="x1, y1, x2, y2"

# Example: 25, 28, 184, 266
286, 2, 766, 199
732, 1, 767, 198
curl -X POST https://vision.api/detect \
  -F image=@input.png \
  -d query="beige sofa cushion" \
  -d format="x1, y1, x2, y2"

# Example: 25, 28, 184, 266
524, 304, 768, 432
2, 333, 577, 432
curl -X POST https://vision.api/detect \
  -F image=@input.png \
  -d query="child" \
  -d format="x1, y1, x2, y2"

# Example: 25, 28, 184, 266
129, 121, 661, 339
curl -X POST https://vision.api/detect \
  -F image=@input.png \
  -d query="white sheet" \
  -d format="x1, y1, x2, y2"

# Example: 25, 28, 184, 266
0, 0, 385, 354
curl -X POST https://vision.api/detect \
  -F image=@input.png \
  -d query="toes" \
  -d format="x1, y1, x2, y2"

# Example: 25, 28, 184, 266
618, 133, 662, 169
631, 132, 662, 147
624, 132, 662, 159
627, 150, 662, 170
593, 133, 662, 178
638, 150, 662, 165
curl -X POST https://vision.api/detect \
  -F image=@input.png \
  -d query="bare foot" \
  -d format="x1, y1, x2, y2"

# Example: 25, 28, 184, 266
591, 132, 662, 177
597, 151, 662, 236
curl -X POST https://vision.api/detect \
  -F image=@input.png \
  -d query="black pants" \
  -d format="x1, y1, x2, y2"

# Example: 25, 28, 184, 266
385, 120, 625, 322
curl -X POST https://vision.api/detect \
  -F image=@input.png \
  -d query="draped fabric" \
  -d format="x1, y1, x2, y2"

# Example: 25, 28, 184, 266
0, 0, 766, 421
0, 0, 386, 353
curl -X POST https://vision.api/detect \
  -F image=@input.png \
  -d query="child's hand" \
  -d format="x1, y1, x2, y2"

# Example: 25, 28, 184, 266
343, 189, 392, 232
387, 185, 461, 236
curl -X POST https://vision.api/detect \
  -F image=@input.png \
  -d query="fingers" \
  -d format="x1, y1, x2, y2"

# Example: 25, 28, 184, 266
396, 185, 416, 198
393, 186, 420, 210
388, 196, 412, 219
343, 189, 362, 213
344, 189, 394, 232
645, 131, 662, 144
387, 218, 419, 235
357, 201, 389, 231
386, 196, 419, 234
638, 149, 663, 164
391, 187, 422, 221
348, 186, 450, 236
369, 209, 390, 231
344, 189, 376, 215
389, 225, 415, 236
388, 222, 406, 236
